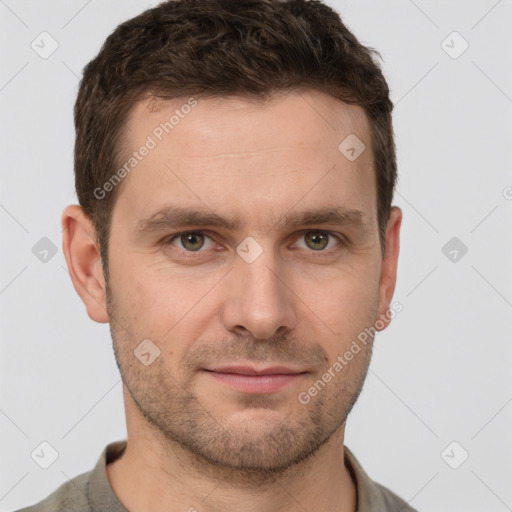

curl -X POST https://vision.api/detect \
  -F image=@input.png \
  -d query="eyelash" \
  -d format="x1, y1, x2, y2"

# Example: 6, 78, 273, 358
161, 230, 347, 258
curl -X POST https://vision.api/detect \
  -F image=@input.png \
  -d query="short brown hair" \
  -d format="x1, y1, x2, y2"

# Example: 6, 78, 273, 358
73, 0, 396, 276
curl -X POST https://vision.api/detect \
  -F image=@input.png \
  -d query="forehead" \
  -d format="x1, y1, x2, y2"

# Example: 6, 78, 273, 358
113, 90, 375, 229
124, 90, 371, 158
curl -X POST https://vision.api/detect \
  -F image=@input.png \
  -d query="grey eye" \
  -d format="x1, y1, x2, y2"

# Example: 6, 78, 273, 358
304, 232, 329, 250
180, 232, 206, 251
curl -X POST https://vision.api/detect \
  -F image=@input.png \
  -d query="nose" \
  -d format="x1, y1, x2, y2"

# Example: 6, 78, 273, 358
220, 246, 297, 340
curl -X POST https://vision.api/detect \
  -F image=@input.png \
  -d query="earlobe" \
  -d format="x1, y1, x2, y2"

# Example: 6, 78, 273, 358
61, 205, 109, 323
375, 206, 402, 331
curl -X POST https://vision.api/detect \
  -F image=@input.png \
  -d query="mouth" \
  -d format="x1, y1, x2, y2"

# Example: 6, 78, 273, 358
203, 365, 308, 394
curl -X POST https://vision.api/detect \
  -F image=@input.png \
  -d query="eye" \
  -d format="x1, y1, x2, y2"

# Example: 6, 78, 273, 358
167, 231, 216, 252
294, 231, 341, 251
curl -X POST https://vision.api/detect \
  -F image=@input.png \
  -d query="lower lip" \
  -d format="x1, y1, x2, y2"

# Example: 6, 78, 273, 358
205, 371, 305, 393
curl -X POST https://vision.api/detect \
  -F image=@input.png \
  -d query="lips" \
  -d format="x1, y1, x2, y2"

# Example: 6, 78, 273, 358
204, 365, 305, 376
203, 365, 307, 393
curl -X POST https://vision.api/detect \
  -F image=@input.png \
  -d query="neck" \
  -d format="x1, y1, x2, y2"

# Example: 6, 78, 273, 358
107, 419, 357, 512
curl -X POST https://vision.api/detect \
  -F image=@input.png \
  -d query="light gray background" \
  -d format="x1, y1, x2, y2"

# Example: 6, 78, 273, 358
1, 1, 511, 511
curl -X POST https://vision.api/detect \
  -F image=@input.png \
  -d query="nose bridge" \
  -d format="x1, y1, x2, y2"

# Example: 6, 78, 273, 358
222, 237, 296, 339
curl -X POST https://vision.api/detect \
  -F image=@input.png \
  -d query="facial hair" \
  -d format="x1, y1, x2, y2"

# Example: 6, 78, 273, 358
105, 274, 374, 485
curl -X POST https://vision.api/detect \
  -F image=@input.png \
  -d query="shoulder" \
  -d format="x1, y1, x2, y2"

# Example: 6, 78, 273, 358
372, 480, 419, 512
344, 445, 419, 512
15, 471, 93, 512
15, 441, 127, 512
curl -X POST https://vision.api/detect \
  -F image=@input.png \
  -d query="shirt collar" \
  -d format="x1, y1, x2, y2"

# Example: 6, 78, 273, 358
88, 440, 406, 512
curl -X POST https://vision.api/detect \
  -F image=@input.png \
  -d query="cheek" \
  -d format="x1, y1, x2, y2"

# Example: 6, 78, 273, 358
296, 264, 380, 351
109, 254, 219, 345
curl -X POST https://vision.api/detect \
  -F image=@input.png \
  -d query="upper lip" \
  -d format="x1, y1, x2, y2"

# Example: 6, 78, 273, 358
205, 365, 306, 375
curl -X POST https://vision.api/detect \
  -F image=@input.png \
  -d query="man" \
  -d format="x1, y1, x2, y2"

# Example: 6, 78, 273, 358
18, 0, 415, 511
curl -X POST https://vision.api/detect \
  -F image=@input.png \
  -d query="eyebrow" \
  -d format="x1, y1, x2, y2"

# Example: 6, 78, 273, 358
133, 205, 368, 234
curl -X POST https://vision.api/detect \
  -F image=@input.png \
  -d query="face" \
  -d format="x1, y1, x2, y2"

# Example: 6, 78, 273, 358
91, 90, 399, 474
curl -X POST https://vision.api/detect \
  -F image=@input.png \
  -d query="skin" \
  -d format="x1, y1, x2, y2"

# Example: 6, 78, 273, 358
62, 89, 402, 512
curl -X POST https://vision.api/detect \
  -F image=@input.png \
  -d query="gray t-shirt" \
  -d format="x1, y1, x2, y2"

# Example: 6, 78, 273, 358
16, 440, 418, 512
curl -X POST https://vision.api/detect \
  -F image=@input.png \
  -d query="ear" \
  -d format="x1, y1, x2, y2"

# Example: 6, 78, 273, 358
61, 205, 109, 323
375, 206, 402, 331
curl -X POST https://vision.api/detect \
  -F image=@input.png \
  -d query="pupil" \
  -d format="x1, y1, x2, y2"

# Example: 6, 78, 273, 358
183, 233, 204, 251
307, 232, 327, 250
